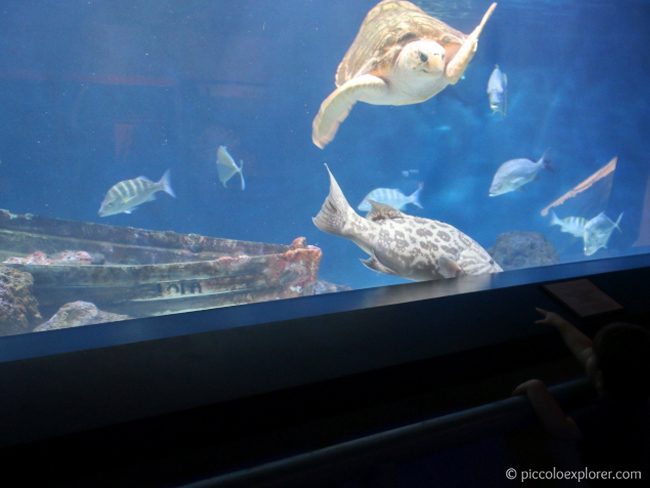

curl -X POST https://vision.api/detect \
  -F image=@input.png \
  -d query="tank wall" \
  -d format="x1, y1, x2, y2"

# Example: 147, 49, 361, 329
0, 0, 649, 334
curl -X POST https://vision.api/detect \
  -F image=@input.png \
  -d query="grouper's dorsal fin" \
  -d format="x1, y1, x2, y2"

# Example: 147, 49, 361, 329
366, 200, 404, 222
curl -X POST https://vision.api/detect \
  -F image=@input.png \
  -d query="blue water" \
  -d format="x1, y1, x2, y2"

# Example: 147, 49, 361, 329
1, 0, 649, 291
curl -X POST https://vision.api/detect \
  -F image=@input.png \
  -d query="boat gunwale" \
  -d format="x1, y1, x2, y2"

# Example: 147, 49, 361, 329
0, 208, 292, 257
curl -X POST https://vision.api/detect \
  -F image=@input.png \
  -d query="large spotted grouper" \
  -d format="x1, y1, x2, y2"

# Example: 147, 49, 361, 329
313, 164, 502, 281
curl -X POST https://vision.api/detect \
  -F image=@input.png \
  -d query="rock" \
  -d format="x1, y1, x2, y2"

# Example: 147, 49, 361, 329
313, 279, 352, 295
0, 265, 42, 336
488, 231, 559, 271
34, 301, 130, 332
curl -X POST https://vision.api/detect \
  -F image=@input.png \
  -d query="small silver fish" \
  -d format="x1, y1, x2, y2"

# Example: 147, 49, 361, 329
550, 211, 587, 238
98, 170, 175, 217
487, 64, 507, 115
401, 169, 420, 178
489, 150, 551, 196
583, 212, 623, 256
216, 145, 245, 190
358, 184, 423, 212
313, 164, 501, 281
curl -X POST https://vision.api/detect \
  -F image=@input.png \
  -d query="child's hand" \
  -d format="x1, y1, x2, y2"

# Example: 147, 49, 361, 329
512, 378, 546, 396
511, 378, 582, 440
534, 307, 566, 328
535, 307, 592, 367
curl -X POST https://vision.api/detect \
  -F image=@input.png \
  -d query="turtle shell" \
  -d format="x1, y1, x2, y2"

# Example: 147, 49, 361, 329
335, 0, 467, 86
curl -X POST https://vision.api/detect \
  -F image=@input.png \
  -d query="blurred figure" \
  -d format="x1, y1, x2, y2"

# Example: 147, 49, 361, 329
513, 308, 650, 475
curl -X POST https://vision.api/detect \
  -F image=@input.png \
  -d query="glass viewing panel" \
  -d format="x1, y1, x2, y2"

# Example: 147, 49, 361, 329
1, 0, 649, 337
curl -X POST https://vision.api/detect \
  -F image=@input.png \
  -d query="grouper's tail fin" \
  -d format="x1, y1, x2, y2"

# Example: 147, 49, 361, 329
313, 163, 360, 237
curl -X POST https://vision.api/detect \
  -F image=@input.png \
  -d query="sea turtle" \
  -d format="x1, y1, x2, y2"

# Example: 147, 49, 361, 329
312, 0, 497, 149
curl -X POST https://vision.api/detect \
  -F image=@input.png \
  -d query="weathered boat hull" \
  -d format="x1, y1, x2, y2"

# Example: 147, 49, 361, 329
0, 209, 322, 319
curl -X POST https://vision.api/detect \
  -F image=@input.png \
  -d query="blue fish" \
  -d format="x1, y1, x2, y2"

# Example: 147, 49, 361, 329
489, 150, 551, 196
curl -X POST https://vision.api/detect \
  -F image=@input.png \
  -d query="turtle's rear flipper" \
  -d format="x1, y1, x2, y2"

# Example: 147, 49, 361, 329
312, 74, 386, 149
446, 2, 497, 84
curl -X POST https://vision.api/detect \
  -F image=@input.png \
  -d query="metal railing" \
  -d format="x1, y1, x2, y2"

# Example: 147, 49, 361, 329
181, 378, 594, 488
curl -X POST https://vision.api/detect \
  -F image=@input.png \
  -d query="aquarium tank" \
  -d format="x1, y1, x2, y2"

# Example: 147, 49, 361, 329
0, 0, 649, 337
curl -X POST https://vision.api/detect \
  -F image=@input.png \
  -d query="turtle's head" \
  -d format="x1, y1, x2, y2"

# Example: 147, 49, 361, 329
397, 40, 446, 75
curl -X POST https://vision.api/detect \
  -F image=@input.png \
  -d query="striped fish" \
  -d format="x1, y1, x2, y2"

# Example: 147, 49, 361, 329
550, 211, 587, 238
98, 170, 175, 217
358, 183, 423, 212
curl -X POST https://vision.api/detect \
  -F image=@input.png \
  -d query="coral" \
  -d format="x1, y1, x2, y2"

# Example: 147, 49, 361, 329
264, 237, 322, 295
488, 231, 559, 271
0, 265, 42, 336
3, 250, 94, 265
34, 301, 130, 332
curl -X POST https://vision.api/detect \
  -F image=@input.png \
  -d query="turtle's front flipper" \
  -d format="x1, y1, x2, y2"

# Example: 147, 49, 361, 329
446, 2, 497, 84
312, 74, 387, 149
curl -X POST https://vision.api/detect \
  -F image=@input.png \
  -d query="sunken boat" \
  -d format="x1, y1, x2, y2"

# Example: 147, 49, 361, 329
0, 209, 322, 319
